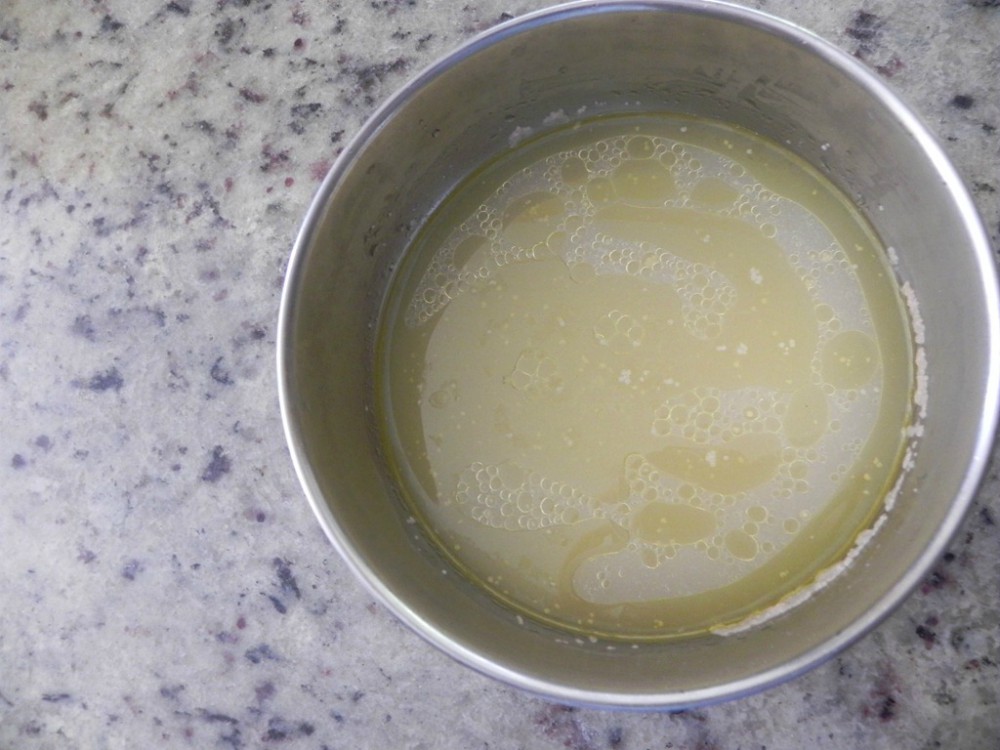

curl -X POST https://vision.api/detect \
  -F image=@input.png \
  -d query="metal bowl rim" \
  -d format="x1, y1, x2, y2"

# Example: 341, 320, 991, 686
277, 0, 1000, 709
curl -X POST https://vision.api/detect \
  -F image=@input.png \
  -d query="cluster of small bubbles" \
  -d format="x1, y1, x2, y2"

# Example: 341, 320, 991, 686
405, 127, 884, 346
544, 157, 585, 191
807, 242, 852, 275
406, 130, 821, 331
589, 234, 736, 339
665, 146, 706, 192
624, 453, 670, 507
471, 205, 502, 240
404, 156, 583, 326
636, 541, 683, 569
811, 303, 845, 359
733, 195, 754, 219
651, 386, 785, 444
828, 386, 873, 415
774, 448, 813, 496
454, 461, 594, 531
492, 237, 549, 266
575, 137, 630, 177
506, 348, 564, 397
593, 309, 645, 348
450, 437, 829, 572
404, 230, 492, 326
619, 455, 750, 569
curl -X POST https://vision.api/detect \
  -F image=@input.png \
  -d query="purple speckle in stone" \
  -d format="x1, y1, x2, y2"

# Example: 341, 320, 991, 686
28, 100, 48, 121
239, 87, 267, 103
99, 15, 125, 34
272, 558, 301, 599
916, 617, 939, 649
210, 357, 233, 385
199, 710, 238, 725
214, 18, 244, 49
259, 144, 291, 173
844, 9, 887, 63
165, 0, 192, 15
72, 314, 97, 340
875, 55, 905, 77
201, 445, 231, 482
84, 367, 124, 393
920, 566, 952, 595
121, 559, 144, 581
262, 716, 315, 742
533, 705, 594, 750
254, 681, 275, 703
245, 644, 280, 664
159, 684, 185, 701
608, 726, 624, 747
861, 663, 902, 723
369, 0, 417, 16
290, 101, 321, 118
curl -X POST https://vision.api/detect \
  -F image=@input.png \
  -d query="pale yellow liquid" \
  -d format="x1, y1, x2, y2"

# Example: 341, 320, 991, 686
377, 115, 913, 639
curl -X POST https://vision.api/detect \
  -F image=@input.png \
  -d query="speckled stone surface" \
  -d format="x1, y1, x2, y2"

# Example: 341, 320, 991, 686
1, 1, 998, 748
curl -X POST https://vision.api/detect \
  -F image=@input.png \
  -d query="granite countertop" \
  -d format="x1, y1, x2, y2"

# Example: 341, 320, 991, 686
2, 1, 998, 748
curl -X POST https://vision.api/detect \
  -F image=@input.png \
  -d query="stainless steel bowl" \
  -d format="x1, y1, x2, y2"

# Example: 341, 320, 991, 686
278, 0, 999, 708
